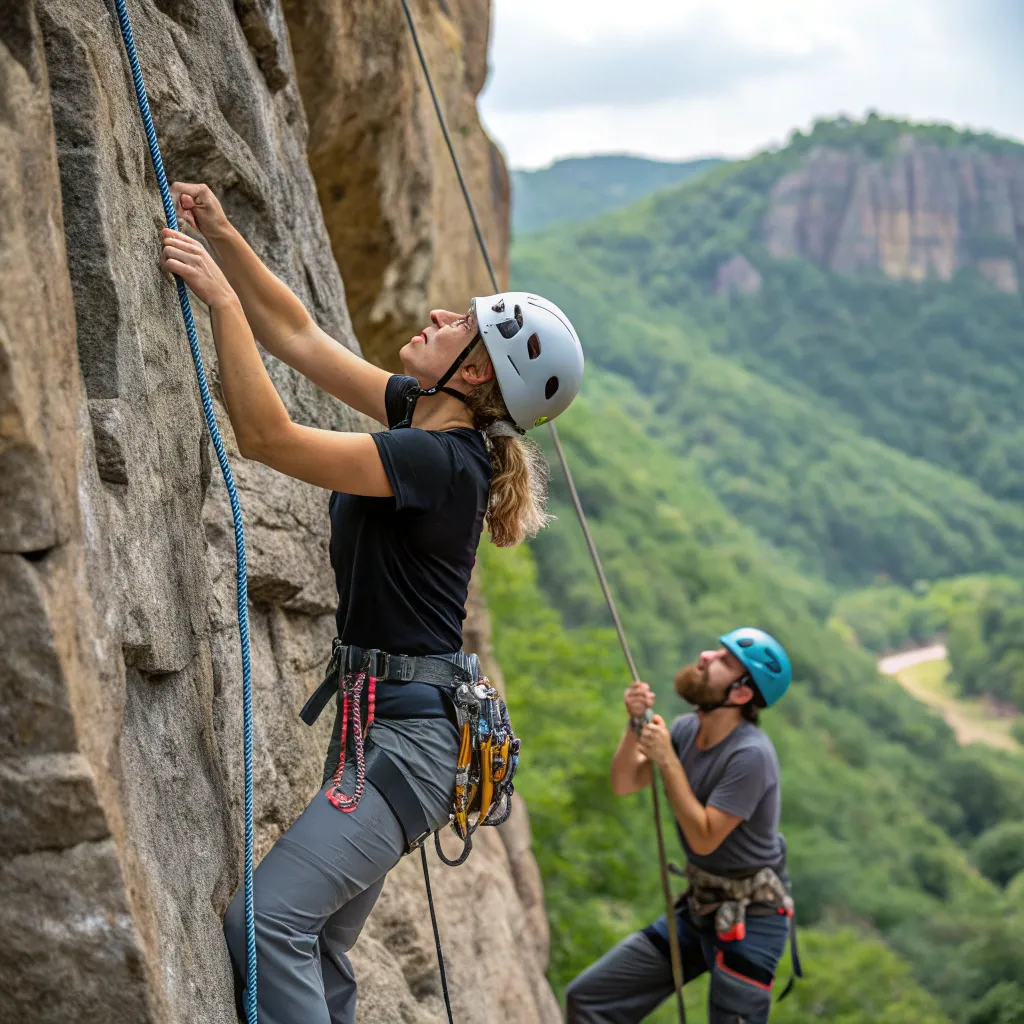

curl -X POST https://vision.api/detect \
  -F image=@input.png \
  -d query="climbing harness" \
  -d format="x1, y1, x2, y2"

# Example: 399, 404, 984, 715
112, 3, 258, 1020
301, 640, 520, 1024
301, 640, 520, 863
674, 861, 803, 1001
398, 1, 687, 1019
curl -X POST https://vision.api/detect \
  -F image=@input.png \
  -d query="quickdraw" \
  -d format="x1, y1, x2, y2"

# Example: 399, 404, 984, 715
435, 678, 520, 867
326, 654, 378, 813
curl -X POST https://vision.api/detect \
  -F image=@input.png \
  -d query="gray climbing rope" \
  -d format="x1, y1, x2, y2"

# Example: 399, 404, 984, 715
397, 1, 687, 1019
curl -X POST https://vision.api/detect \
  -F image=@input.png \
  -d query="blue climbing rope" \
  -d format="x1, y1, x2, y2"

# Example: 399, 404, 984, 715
112, 2, 257, 1019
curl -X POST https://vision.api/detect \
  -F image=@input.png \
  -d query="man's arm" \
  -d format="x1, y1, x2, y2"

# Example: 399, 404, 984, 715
658, 755, 742, 857
610, 724, 654, 795
638, 715, 744, 857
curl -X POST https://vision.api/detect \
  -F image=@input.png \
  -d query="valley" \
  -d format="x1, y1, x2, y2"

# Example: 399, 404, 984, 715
486, 116, 1024, 1023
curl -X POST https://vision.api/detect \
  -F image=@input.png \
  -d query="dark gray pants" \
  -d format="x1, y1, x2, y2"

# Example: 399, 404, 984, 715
224, 712, 458, 1024
565, 909, 789, 1024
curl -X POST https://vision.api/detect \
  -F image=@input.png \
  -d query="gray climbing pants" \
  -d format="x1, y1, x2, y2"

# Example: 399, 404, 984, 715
223, 708, 459, 1024
565, 906, 789, 1023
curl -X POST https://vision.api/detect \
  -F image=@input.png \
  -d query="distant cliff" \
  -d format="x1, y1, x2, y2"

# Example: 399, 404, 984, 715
763, 134, 1024, 294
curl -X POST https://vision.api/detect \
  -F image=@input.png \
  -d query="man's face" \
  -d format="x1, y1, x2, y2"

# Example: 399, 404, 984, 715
674, 646, 749, 707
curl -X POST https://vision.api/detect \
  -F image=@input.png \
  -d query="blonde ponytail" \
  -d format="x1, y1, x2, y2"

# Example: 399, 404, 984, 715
464, 377, 552, 547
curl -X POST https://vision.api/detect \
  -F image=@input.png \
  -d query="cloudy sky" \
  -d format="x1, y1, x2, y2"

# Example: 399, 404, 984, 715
478, 0, 1023, 169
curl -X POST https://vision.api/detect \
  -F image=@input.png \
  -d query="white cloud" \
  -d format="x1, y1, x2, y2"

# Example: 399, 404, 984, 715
479, 0, 1024, 169
483, 12, 834, 114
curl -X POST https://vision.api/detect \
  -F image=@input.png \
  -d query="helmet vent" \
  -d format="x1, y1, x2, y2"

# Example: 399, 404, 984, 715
515, 304, 523, 327
491, 299, 505, 313
527, 333, 541, 359
545, 376, 559, 400
496, 315, 522, 339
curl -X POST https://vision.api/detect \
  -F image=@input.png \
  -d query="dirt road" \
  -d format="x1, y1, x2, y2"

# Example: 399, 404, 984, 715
878, 644, 1019, 752
877, 644, 947, 676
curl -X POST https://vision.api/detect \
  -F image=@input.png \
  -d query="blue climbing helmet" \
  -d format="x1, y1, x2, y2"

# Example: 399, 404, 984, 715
719, 627, 792, 707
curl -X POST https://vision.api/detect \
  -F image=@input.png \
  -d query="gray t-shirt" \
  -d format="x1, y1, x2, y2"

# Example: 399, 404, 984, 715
669, 713, 783, 876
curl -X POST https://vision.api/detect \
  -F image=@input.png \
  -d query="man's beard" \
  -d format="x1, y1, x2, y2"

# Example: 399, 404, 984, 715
674, 663, 728, 708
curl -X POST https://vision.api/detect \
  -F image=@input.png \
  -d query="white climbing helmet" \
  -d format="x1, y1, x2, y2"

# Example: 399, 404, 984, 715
470, 292, 584, 431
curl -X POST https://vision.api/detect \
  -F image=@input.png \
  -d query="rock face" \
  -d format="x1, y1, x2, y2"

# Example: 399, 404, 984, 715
0, 3, 554, 1022
763, 136, 1024, 293
714, 254, 762, 297
282, 0, 511, 370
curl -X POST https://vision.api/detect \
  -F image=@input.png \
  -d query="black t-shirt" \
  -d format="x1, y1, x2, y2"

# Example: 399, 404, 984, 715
329, 374, 491, 656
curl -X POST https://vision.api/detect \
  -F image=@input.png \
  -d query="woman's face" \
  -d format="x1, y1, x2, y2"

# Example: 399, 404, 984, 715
399, 308, 493, 390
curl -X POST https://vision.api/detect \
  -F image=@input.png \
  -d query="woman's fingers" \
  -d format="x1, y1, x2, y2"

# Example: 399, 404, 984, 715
170, 182, 207, 216
162, 258, 194, 278
160, 228, 204, 251
161, 243, 202, 267
169, 181, 227, 238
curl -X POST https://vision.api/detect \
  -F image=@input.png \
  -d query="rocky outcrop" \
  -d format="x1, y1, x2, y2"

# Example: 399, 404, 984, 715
714, 254, 762, 297
282, 0, 511, 370
763, 136, 1024, 293
1, 2, 553, 1022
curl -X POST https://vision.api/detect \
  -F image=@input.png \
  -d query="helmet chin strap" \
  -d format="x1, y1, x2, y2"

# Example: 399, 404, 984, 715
695, 675, 752, 714
393, 333, 480, 429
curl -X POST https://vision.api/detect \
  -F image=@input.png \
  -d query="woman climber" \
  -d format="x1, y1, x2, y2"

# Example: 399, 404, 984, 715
157, 183, 584, 1024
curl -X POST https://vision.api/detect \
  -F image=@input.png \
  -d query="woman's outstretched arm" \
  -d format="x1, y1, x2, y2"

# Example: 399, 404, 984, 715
169, 182, 391, 426
159, 228, 393, 496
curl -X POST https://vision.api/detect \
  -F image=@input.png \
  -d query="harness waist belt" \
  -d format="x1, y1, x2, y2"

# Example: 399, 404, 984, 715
300, 642, 473, 726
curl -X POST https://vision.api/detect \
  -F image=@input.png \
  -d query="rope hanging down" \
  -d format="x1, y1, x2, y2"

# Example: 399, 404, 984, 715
397, 2, 687, 1021
112, 4, 259, 1021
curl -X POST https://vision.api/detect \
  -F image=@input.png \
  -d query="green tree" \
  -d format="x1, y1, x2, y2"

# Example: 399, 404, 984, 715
967, 983, 1024, 1024
973, 823, 1024, 887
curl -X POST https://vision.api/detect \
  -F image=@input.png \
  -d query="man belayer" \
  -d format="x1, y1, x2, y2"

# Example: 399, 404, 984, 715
566, 627, 797, 1024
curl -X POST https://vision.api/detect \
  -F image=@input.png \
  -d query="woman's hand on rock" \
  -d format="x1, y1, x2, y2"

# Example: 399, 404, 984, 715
159, 228, 237, 309
170, 182, 229, 240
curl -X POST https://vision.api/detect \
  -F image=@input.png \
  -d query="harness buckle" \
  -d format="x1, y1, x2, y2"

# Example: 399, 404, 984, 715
394, 656, 416, 682
362, 649, 387, 679
407, 827, 431, 851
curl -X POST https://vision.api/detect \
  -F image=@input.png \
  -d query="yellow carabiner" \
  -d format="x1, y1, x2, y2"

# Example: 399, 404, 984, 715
477, 737, 494, 821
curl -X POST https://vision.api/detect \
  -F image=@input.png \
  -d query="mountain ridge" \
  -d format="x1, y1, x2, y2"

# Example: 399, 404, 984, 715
511, 153, 725, 234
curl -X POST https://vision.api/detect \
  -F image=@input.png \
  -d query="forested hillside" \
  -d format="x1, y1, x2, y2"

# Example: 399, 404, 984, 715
480, 389, 1024, 1021
513, 118, 1024, 587
510, 154, 723, 234
485, 116, 1024, 1022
